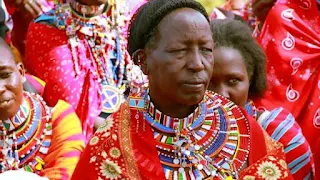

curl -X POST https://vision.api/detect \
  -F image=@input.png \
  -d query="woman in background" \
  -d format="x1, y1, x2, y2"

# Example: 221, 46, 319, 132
25, 0, 145, 141
209, 19, 314, 179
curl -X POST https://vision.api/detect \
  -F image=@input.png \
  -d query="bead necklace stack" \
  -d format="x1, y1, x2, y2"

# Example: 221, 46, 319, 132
54, 0, 128, 89
0, 92, 52, 174
143, 91, 251, 179
54, 0, 131, 113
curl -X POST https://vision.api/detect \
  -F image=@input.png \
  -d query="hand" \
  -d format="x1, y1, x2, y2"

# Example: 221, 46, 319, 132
252, 0, 277, 23
13, 0, 45, 18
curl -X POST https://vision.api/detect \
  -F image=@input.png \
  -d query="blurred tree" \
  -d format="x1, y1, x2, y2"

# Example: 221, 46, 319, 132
196, 0, 225, 14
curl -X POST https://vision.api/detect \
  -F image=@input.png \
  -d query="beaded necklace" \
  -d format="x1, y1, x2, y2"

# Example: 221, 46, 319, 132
0, 92, 52, 174
54, 0, 131, 113
54, 0, 127, 88
142, 91, 250, 180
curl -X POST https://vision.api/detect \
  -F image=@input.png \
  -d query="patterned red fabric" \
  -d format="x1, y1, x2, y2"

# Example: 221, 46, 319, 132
253, 0, 320, 178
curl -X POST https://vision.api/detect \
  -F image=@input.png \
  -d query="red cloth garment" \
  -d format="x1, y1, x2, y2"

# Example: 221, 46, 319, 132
253, 0, 320, 178
245, 101, 315, 179
71, 92, 292, 180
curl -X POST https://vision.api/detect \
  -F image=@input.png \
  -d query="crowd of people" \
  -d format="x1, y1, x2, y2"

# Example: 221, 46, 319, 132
0, 0, 318, 179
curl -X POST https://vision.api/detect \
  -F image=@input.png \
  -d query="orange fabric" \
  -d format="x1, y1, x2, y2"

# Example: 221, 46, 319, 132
41, 100, 85, 179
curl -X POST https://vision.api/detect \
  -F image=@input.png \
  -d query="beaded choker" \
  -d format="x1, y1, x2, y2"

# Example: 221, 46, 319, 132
144, 94, 206, 134
0, 92, 52, 174
141, 91, 251, 179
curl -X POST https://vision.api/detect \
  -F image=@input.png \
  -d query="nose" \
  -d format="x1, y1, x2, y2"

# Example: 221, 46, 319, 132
187, 50, 205, 72
216, 85, 230, 99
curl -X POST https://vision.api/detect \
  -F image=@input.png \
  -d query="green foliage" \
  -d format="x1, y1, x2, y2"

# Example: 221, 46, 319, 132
196, 0, 225, 14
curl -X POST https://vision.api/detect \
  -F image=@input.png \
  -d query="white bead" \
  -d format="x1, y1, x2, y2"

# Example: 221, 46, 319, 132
178, 167, 185, 173
184, 150, 191, 156
173, 159, 180, 165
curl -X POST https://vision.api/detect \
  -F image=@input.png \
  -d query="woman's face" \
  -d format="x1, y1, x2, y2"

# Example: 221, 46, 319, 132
0, 46, 24, 120
144, 8, 214, 106
209, 47, 250, 107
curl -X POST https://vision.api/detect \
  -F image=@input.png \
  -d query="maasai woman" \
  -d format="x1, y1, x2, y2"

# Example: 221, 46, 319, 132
25, 0, 145, 141
0, 38, 84, 179
251, 0, 320, 177
71, 1, 293, 179
209, 19, 314, 179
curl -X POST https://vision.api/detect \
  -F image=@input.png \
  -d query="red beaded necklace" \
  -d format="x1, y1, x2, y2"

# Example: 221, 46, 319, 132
0, 92, 52, 174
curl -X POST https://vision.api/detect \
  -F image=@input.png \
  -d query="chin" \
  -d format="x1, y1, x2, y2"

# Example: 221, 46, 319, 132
181, 93, 205, 106
0, 107, 19, 120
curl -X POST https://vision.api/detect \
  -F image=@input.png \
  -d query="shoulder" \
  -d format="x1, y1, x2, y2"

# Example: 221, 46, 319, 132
258, 107, 298, 132
34, 9, 57, 27
27, 9, 66, 42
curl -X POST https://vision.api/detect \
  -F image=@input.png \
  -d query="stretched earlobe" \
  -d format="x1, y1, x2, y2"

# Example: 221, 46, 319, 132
132, 49, 148, 75
16, 63, 26, 81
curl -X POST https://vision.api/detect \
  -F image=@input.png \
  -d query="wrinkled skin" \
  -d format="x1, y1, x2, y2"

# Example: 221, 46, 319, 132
139, 8, 214, 118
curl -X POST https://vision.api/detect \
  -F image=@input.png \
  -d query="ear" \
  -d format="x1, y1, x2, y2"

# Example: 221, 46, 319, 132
16, 63, 26, 83
133, 49, 149, 75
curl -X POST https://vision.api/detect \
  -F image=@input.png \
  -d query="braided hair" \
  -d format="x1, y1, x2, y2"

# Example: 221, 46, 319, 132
127, 0, 209, 64
210, 19, 267, 97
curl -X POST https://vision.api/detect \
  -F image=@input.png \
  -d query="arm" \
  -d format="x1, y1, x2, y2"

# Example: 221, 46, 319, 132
41, 100, 85, 180
258, 107, 315, 179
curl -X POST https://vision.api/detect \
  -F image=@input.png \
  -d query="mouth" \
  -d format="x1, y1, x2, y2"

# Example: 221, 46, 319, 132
0, 99, 13, 108
182, 81, 206, 92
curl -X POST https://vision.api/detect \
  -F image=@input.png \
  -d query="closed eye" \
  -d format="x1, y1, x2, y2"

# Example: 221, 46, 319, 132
200, 47, 213, 52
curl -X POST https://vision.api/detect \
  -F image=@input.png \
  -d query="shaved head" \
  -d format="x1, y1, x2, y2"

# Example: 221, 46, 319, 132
0, 38, 16, 64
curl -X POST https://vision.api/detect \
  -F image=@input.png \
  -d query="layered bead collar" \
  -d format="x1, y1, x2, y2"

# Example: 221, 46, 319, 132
1, 98, 30, 132
144, 94, 205, 133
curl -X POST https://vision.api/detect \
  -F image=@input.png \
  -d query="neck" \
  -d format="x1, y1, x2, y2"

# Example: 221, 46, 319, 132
68, 0, 107, 17
1, 97, 29, 132
148, 91, 198, 119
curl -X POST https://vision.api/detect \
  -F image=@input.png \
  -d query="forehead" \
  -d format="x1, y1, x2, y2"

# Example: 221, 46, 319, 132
157, 8, 211, 42
0, 46, 16, 67
214, 47, 245, 66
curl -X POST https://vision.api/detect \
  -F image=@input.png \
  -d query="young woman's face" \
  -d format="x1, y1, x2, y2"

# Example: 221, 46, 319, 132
209, 47, 250, 107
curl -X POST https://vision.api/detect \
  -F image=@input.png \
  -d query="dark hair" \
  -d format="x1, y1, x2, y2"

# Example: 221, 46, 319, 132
210, 19, 267, 97
127, 0, 209, 63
